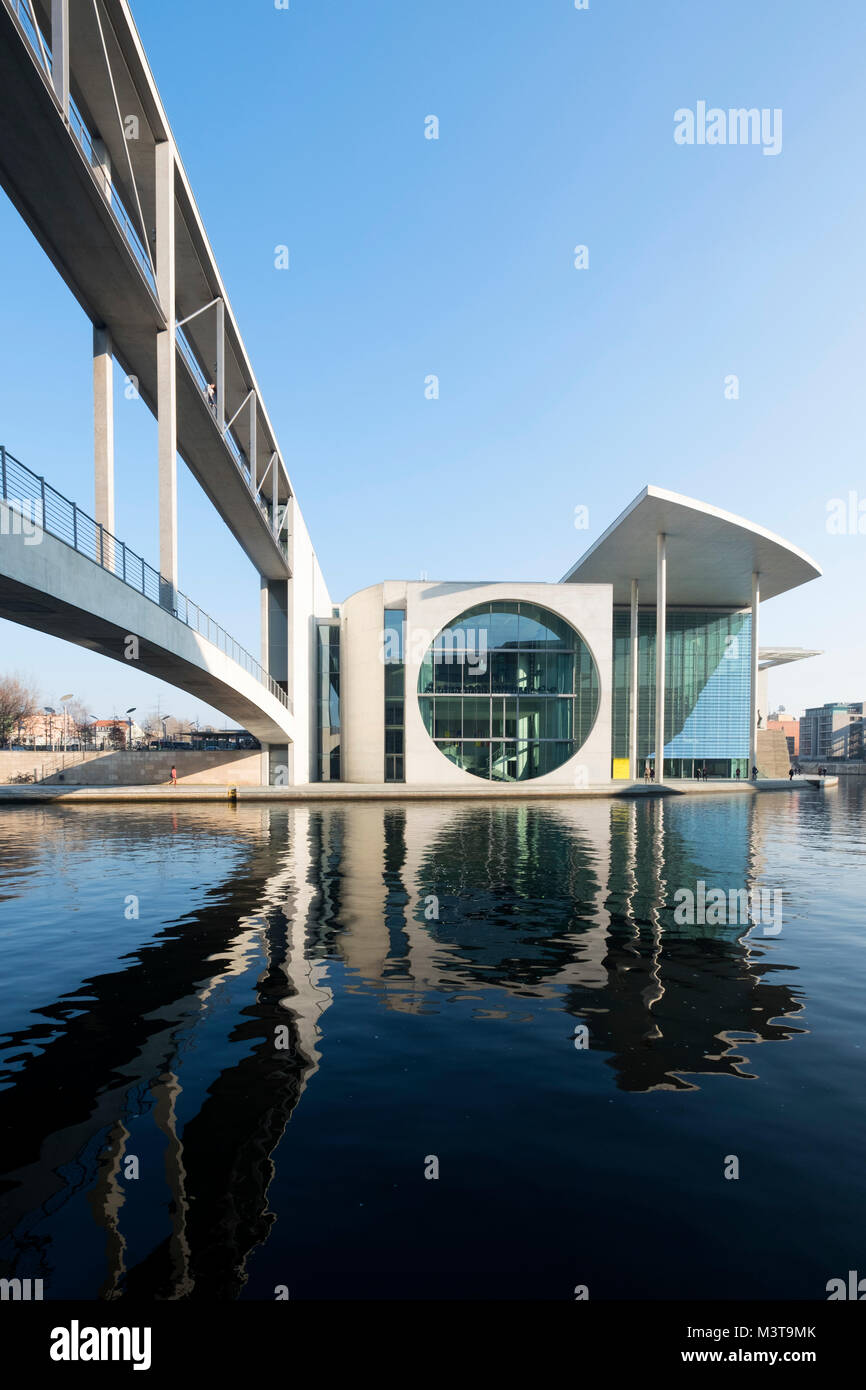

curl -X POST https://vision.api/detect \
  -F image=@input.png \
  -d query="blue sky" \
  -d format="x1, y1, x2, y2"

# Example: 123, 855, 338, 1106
1, 0, 864, 723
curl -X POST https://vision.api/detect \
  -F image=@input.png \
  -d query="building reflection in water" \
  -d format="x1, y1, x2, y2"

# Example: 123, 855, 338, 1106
0, 795, 805, 1297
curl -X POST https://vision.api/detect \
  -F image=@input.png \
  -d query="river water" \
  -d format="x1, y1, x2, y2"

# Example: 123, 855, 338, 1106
1, 783, 864, 1300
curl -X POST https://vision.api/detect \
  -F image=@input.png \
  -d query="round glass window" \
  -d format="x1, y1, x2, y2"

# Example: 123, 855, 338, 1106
417, 601, 599, 780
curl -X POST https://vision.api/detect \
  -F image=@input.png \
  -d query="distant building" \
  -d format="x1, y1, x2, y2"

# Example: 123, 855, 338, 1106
13, 713, 66, 748
88, 718, 145, 749
767, 714, 800, 758
799, 703, 865, 761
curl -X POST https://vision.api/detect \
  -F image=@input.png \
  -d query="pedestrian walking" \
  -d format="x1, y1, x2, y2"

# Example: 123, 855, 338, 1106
644, 760, 650, 783
788, 767, 794, 780
170, 764, 177, 787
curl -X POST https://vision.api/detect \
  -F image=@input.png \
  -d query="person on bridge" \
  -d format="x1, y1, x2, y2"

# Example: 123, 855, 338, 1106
206, 382, 217, 411
170, 765, 177, 787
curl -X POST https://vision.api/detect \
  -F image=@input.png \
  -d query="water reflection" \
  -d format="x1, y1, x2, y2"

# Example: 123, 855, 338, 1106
0, 791, 829, 1298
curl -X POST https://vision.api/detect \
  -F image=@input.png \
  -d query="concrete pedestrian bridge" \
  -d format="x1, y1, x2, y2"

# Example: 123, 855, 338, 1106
0, 448, 294, 745
0, 0, 331, 776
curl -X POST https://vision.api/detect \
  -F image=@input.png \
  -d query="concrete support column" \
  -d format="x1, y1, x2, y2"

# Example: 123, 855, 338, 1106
628, 578, 639, 780
155, 140, 177, 608
215, 298, 225, 430
50, 0, 69, 116
654, 533, 666, 785
750, 571, 760, 776
261, 577, 289, 692
260, 575, 270, 672
93, 325, 114, 546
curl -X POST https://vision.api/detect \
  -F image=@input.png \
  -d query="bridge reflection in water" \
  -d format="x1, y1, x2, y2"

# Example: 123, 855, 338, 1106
0, 791, 845, 1301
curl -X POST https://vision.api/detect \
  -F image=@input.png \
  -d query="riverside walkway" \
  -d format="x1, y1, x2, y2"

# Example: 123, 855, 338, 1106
0, 777, 838, 805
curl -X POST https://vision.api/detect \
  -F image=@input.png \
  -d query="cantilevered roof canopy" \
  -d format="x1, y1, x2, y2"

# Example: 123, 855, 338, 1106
759, 647, 822, 670
561, 486, 822, 606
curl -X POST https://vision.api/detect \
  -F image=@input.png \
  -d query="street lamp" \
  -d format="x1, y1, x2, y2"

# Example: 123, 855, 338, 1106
86, 714, 98, 751
43, 707, 55, 751
161, 715, 173, 749
126, 706, 137, 750
59, 693, 73, 753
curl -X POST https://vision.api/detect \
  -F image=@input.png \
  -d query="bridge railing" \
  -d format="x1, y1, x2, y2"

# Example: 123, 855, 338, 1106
175, 329, 290, 565
0, 445, 292, 715
176, 327, 249, 480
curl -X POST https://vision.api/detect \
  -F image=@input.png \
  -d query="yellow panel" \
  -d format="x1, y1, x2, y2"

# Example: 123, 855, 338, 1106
612, 758, 631, 780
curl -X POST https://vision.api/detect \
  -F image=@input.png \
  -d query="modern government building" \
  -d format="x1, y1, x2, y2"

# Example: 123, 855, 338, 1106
306, 486, 822, 790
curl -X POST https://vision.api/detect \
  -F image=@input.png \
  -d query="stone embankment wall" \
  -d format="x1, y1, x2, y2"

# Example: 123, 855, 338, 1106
0, 750, 262, 785
798, 761, 865, 776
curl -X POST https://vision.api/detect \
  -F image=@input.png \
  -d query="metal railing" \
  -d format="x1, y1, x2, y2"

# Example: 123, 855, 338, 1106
0, 444, 292, 714
176, 327, 250, 482
175, 329, 289, 563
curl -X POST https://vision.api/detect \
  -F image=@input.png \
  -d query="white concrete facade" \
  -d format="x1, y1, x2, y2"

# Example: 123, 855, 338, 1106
340, 580, 612, 788
287, 499, 333, 784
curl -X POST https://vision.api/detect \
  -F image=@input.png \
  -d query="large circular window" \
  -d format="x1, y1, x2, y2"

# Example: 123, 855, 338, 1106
418, 601, 599, 780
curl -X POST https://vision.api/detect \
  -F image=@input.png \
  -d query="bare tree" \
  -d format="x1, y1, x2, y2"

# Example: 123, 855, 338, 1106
0, 674, 39, 747
65, 699, 89, 749
140, 712, 159, 744
108, 722, 127, 751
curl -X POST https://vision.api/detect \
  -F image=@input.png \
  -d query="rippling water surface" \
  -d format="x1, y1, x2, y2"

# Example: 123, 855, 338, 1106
1, 784, 864, 1300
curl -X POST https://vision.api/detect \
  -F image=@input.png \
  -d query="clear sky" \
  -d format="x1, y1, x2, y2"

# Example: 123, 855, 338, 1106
1, 0, 864, 724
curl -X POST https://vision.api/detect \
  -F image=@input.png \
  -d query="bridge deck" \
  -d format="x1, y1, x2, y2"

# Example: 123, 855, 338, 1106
0, 497, 294, 746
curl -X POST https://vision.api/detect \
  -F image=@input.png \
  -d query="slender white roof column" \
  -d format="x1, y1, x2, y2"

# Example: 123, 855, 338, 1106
750, 571, 760, 775
654, 533, 666, 784
628, 578, 639, 780
155, 139, 178, 608
50, 0, 69, 116
93, 325, 114, 542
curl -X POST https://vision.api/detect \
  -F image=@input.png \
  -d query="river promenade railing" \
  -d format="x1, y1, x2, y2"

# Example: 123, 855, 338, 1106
0, 445, 291, 714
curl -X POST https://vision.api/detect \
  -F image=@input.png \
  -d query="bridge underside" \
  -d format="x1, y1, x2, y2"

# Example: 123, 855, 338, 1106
0, 527, 294, 747
0, 0, 291, 581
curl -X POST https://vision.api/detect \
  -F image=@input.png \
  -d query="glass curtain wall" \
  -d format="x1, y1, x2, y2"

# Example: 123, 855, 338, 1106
384, 609, 405, 782
316, 621, 341, 780
418, 601, 599, 780
612, 608, 751, 777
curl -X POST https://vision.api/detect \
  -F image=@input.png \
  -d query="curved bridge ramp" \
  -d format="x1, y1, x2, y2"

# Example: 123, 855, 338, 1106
0, 505, 294, 747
